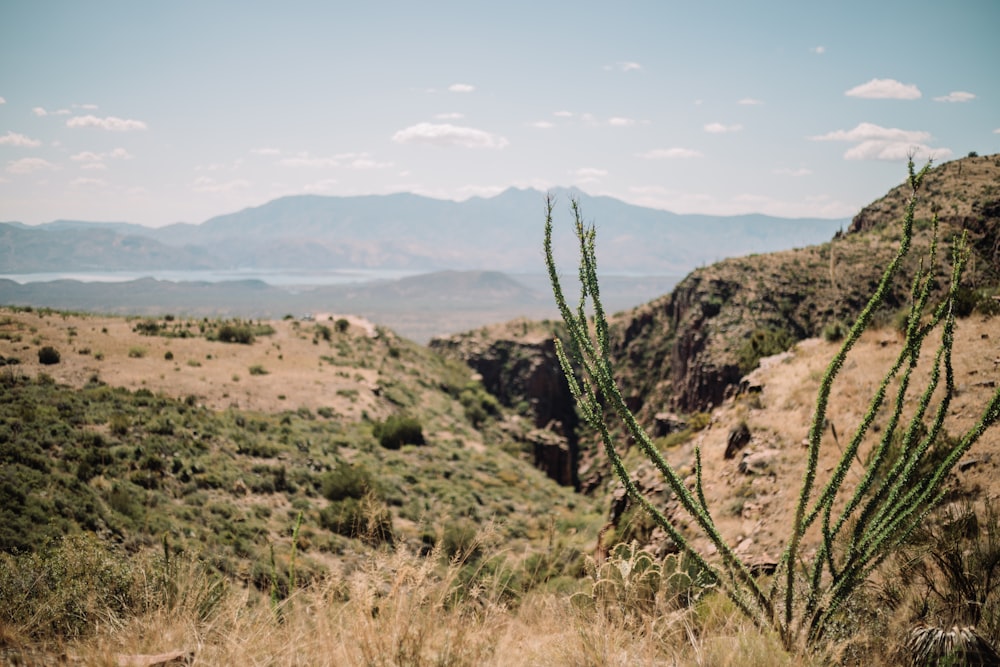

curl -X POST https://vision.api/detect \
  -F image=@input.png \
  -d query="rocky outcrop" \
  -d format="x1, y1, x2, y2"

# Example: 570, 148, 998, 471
430, 319, 580, 488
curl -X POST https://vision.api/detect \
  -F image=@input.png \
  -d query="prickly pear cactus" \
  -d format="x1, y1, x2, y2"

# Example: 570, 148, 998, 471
570, 542, 714, 621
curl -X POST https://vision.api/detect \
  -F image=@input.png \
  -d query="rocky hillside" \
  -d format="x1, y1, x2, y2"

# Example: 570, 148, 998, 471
435, 154, 1000, 489
612, 154, 1000, 419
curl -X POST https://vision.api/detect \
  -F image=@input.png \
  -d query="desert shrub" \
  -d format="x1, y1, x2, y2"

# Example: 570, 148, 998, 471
737, 326, 795, 375
315, 324, 332, 342
164, 350, 174, 361
321, 463, 376, 502
374, 415, 425, 449
822, 321, 849, 343
215, 323, 254, 344
133, 319, 161, 335
953, 285, 1000, 318
460, 384, 501, 427
0, 534, 138, 639
37, 346, 60, 365
127, 346, 146, 358
248, 364, 268, 376
318, 493, 394, 545
335, 318, 350, 333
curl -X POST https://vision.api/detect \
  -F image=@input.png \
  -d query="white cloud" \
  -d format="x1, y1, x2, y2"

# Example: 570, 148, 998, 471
995, 128, 1000, 134
71, 151, 102, 162
844, 141, 951, 161
192, 176, 251, 193
618, 61, 642, 71
704, 122, 743, 133
70, 177, 107, 188
0, 131, 42, 147
36, 106, 71, 116
810, 122, 929, 144
250, 147, 281, 156
845, 78, 921, 100
773, 167, 813, 176
810, 122, 950, 161
933, 91, 976, 103
392, 122, 508, 149
529, 121, 554, 129
70, 148, 132, 162
66, 115, 148, 131
738, 98, 763, 105
448, 83, 475, 93
811, 46, 825, 55
75, 103, 99, 110
81, 162, 107, 170
0, 97, 5, 104
608, 117, 635, 127
553, 111, 573, 118
7, 157, 56, 174
637, 147, 702, 159
434, 112, 464, 120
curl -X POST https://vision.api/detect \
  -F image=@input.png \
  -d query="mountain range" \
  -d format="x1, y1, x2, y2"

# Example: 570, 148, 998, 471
1, 187, 847, 275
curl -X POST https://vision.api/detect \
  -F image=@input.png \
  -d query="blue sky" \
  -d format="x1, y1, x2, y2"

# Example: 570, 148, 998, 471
1, 1, 997, 227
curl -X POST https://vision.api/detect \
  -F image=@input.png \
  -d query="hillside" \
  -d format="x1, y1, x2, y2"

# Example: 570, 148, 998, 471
0, 308, 602, 593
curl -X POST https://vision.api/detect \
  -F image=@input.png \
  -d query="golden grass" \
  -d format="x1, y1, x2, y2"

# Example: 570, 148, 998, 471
1, 534, 836, 667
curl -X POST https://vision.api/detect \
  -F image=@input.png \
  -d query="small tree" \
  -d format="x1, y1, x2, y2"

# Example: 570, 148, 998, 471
544, 159, 1000, 653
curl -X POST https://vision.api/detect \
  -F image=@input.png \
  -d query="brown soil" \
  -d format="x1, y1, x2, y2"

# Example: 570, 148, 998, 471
0, 310, 382, 418
666, 315, 1000, 563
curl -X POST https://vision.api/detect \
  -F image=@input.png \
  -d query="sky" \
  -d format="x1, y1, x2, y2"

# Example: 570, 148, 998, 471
1, 1, 998, 228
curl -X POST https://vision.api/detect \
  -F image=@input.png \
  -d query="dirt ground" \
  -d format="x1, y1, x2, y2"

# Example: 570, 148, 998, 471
672, 314, 1000, 563
0, 309, 382, 418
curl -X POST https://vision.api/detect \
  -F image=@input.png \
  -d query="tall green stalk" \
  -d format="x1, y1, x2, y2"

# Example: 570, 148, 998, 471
544, 159, 1000, 652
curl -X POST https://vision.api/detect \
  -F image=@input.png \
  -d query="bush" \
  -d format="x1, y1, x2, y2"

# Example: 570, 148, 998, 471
321, 464, 375, 502
37, 346, 60, 365
374, 415, 425, 449
216, 324, 254, 344
737, 327, 795, 375
248, 364, 268, 376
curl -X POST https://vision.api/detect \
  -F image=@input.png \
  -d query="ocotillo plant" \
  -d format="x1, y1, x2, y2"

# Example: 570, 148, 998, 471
544, 159, 1000, 652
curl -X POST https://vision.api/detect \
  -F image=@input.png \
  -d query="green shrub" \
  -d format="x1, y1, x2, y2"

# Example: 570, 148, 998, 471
248, 364, 268, 376
37, 346, 60, 365
0, 534, 137, 640
318, 494, 393, 545
737, 327, 794, 375
216, 324, 254, 344
320, 464, 375, 502
374, 415, 425, 449
127, 347, 146, 359
821, 321, 849, 343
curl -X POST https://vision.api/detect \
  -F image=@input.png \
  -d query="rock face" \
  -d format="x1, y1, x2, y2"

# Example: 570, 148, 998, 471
430, 320, 580, 488
609, 154, 1000, 418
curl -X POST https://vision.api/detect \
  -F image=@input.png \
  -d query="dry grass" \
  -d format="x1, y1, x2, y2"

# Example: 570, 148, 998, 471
1, 534, 826, 667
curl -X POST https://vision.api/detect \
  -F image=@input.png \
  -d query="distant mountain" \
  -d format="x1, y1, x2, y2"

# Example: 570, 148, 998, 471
1, 188, 848, 275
